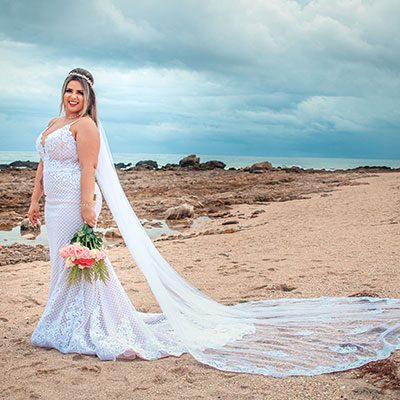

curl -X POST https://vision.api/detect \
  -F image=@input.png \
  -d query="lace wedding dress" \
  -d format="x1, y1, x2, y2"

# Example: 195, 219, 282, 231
31, 119, 400, 377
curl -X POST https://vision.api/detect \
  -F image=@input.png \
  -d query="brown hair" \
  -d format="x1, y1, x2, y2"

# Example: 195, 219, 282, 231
59, 68, 98, 125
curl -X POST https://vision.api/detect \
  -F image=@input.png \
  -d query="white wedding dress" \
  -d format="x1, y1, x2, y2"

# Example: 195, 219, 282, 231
31, 119, 400, 377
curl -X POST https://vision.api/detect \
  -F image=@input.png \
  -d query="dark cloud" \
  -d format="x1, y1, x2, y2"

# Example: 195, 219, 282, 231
0, 0, 399, 159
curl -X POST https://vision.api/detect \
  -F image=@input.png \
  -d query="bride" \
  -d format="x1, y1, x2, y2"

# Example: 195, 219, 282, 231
27, 67, 400, 377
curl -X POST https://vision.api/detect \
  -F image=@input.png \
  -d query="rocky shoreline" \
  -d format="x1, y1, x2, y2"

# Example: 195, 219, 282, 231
1, 153, 398, 172
1, 154, 397, 267
0, 154, 400, 230
1, 154, 391, 230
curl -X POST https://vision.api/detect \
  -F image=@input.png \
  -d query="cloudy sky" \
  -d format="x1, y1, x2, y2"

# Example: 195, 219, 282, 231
0, 0, 399, 159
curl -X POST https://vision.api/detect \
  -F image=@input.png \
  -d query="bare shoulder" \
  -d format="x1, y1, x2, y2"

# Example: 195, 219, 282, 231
75, 116, 100, 141
47, 116, 60, 127
77, 116, 97, 129
76, 116, 98, 131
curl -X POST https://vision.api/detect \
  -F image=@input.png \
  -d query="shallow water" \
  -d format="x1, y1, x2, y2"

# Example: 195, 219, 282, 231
0, 216, 211, 246
0, 225, 49, 246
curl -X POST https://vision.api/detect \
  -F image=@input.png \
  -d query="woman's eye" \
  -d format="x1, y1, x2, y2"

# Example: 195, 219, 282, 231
65, 89, 84, 95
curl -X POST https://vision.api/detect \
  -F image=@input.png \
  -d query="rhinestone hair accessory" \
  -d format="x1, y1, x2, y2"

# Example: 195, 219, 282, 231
68, 72, 93, 87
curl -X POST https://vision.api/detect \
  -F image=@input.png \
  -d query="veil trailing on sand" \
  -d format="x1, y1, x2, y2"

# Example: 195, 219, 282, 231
95, 119, 400, 377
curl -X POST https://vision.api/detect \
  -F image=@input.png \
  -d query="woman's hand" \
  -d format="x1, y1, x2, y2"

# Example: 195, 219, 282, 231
27, 201, 40, 225
81, 205, 97, 227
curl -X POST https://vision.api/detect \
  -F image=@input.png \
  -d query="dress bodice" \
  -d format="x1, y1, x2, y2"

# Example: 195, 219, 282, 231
36, 124, 81, 203
36, 123, 79, 164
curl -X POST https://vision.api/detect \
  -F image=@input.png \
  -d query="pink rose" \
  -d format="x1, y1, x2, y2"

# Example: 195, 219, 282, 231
60, 243, 78, 258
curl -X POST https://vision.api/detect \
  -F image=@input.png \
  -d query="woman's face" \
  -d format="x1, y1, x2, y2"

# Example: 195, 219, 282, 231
63, 80, 84, 116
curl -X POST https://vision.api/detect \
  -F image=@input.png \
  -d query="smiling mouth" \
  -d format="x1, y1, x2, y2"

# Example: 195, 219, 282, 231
68, 101, 79, 106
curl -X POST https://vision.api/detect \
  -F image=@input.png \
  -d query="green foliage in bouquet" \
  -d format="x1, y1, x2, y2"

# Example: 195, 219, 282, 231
70, 223, 103, 249
64, 223, 110, 285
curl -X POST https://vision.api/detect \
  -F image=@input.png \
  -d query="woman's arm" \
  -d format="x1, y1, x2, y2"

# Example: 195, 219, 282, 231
27, 160, 44, 224
75, 117, 100, 227
27, 117, 59, 224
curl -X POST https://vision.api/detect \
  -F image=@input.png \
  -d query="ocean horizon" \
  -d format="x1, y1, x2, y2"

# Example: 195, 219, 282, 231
0, 151, 399, 170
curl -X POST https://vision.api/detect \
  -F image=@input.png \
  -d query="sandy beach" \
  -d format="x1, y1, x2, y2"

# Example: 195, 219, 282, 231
0, 171, 399, 399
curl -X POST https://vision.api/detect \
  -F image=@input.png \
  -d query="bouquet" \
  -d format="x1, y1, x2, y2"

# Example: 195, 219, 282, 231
59, 224, 110, 286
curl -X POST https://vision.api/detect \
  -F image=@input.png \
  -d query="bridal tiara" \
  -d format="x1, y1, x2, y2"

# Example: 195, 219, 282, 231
68, 72, 93, 87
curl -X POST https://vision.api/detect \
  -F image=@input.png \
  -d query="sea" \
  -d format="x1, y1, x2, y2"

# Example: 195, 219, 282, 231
0, 151, 399, 170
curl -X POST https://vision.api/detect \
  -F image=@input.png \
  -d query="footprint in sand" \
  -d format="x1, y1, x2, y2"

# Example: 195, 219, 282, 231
23, 296, 42, 306
132, 386, 150, 392
218, 253, 230, 258
36, 367, 64, 376
80, 365, 101, 373
152, 374, 167, 384
170, 365, 190, 375
252, 283, 297, 292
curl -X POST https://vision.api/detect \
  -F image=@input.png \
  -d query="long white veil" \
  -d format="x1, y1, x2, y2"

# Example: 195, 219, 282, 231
95, 118, 400, 377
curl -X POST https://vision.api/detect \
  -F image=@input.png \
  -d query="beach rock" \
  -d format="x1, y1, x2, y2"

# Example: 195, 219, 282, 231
143, 220, 163, 228
254, 190, 275, 202
20, 218, 41, 238
114, 162, 132, 169
221, 220, 239, 225
165, 203, 194, 220
22, 233, 36, 240
9, 160, 39, 170
104, 227, 122, 239
0, 243, 49, 266
276, 283, 297, 292
200, 229, 219, 236
250, 209, 266, 218
244, 161, 273, 172
352, 165, 392, 171
179, 154, 200, 168
284, 166, 303, 173
162, 163, 179, 170
222, 227, 239, 234
0, 211, 25, 230
199, 160, 226, 170
135, 160, 158, 170
121, 164, 135, 171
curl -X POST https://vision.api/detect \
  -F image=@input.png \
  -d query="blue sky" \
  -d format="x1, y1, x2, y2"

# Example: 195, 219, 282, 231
0, 0, 399, 159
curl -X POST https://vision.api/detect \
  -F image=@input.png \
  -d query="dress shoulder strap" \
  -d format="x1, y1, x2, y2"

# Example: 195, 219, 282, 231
48, 118, 58, 128
40, 117, 58, 135
69, 118, 83, 127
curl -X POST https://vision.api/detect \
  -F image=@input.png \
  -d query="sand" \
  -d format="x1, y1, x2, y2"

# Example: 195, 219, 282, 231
0, 172, 399, 399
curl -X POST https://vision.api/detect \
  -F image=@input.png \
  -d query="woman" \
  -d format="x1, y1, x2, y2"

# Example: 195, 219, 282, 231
28, 68, 400, 377
29, 68, 186, 361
